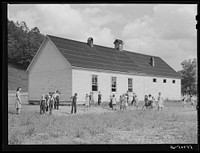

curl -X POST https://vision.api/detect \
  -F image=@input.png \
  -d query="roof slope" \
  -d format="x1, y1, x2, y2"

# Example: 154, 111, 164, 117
47, 35, 181, 78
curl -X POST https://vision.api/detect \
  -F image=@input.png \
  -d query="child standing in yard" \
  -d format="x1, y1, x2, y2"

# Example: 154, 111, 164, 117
121, 94, 126, 110
131, 93, 136, 105
124, 94, 128, 110
109, 95, 113, 109
98, 91, 102, 105
85, 94, 90, 111
157, 92, 164, 111
119, 95, 123, 110
55, 90, 60, 110
112, 94, 117, 110
182, 94, 187, 108
15, 87, 22, 115
151, 96, 157, 110
134, 95, 139, 110
53, 90, 60, 110
71, 93, 78, 114
49, 92, 54, 115
45, 93, 50, 112
40, 94, 46, 114
142, 95, 149, 110
89, 92, 94, 108
125, 91, 129, 106
148, 94, 153, 106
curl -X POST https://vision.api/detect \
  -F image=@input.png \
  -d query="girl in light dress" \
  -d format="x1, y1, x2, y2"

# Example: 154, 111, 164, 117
134, 95, 139, 110
89, 92, 94, 109
157, 92, 164, 111
124, 94, 128, 110
112, 94, 117, 110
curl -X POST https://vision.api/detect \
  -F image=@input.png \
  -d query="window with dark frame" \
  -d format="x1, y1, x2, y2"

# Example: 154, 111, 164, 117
172, 80, 176, 83
92, 75, 98, 91
153, 78, 157, 82
111, 77, 117, 92
128, 78, 133, 92
163, 79, 167, 83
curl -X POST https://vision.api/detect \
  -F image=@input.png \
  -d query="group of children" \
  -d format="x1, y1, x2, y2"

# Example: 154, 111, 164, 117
83, 91, 165, 111
39, 90, 196, 115
39, 90, 60, 115
142, 92, 164, 111
84, 92, 102, 111
109, 91, 139, 111
182, 94, 197, 110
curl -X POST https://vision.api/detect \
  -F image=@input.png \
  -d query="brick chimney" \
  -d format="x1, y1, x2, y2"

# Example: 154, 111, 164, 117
114, 39, 123, 51
87, 37, 94, 47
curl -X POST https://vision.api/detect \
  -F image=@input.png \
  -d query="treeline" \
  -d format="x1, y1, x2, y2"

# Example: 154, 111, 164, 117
178, 58, 197, 96
8, 19, 45, 69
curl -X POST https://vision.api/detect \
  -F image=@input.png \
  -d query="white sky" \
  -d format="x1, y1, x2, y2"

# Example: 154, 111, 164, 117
8, 4, 197, 71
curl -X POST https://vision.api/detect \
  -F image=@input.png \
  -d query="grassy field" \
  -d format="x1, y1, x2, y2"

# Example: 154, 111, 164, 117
8, 101, 197, 145
8, 64, 28, 92
7, 64, 197, 145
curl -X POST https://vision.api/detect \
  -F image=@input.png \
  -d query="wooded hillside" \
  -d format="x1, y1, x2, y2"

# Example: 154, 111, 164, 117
8, 19, 45, 69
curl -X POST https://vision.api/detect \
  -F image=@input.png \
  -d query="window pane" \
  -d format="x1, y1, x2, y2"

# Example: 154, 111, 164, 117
92, 75, 98, 91
128, 88, 133, 92
112, 88, 116, 92
92, 85, 98, 91
92, 75, 98, 85
128, 78, 132, 87
111, 77, 117, 92
128, 78, 133, 92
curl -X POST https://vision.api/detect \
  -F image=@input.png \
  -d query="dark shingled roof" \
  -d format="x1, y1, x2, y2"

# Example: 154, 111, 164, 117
47, 35, 181, 79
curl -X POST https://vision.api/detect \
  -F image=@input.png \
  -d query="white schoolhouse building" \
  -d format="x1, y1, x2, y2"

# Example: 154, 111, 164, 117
26, 35, 181, 104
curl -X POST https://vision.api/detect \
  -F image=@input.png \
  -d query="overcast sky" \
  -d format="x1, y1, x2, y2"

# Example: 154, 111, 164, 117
8, 4, 197, 71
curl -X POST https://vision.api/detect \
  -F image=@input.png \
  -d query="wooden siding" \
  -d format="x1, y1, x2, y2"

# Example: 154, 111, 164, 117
28, 38, 72, 102
72, 69, 181, 103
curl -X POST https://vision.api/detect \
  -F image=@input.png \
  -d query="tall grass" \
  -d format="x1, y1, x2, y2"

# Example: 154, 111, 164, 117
8, 106, 197, 144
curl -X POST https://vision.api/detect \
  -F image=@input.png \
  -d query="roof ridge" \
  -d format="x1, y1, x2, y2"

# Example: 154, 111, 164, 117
47, 34, 87, 45
47, 34, 158, 57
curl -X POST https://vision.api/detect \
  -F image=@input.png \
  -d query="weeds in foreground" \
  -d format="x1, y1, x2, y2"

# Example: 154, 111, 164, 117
8, 106, 197, 144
